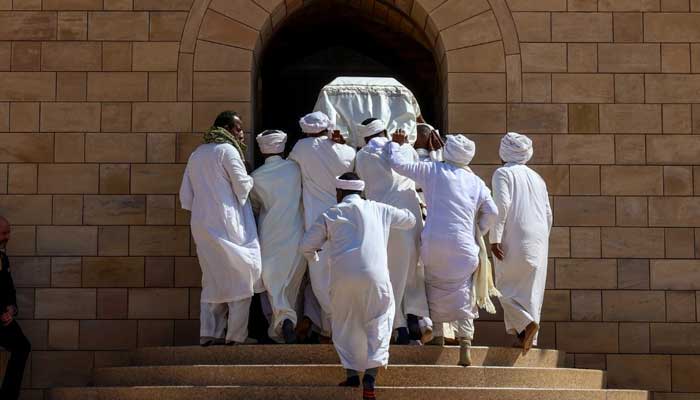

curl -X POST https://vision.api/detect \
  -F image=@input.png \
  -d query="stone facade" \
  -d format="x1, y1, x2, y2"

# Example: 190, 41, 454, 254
0, 0, 699, 399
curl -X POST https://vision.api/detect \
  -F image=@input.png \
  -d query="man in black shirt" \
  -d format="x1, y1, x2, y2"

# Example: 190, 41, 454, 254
0, 216, 31, 400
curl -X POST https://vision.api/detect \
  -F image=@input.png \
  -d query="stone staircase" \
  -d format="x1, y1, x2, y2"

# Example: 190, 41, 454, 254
49, 345, 649, 400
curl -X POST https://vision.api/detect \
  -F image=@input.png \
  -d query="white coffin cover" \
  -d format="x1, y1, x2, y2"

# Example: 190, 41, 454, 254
313, 77, 422, 148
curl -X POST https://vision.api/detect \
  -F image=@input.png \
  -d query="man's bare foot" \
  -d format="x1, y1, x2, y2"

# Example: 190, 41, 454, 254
458, 338, 472, 367
521, 322, 539, 355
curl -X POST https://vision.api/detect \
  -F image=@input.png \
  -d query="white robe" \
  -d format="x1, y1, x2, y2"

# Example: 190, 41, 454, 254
301, 194, 415, 371
490, 163, 552, 341
387, 142, 498, 323
250, 156, 307, 342
179, 143, 262, 303
288, 135, 356, 332
356, 143, 426, 329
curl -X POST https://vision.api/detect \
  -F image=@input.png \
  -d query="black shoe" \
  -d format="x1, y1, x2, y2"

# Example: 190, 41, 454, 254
282, 319, 297, 344
362, 374, 376, 398
396, 327, 410, 345
407, 314, 421, 340
338, 375, 360, 387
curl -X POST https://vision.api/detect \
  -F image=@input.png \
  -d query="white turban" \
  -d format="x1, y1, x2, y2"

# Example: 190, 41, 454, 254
256, 130, 287, 154
443, 134, 475, 167
336, 176, 365, 191
358, 119, 387, 138
299, 111, 331, 134
499, 132, 533, 164
366, 136, 389, 155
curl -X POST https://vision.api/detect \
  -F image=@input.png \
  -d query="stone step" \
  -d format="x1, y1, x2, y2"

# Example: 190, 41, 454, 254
132, 345, 564, 367
50, 386, 649, 400
93, 365, 605, 389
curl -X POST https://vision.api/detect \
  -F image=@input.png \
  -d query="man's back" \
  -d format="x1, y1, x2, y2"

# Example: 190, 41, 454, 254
251, 157, 304, 247
492, 164, 551, 243
182, 143, 252, 223
289, 136, 355, 226
356, 142, 419, 209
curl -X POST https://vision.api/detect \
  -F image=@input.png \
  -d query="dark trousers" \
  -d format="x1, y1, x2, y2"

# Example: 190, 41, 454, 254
0, 321, 31, 400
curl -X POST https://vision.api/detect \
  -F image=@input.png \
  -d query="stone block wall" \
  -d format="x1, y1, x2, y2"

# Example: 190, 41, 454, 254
0, 0, 698, 399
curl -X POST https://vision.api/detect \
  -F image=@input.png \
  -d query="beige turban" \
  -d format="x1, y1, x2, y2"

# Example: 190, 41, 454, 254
358, 119, 387, 138
336, 176, 365, 191
299, 111, 331, 134
443, 134, 475, 167
256, 130, 287, 154
499, 132, 533, 164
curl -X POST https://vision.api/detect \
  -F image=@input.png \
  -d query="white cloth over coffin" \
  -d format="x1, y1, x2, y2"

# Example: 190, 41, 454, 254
356, 139, 425, 329
314, 77, 421, 148
386, 142, 498, 323
490, 164, 552, 341
288, 135, 356, 332
301, 194, 416, 371
250, 156, 307, 341
179, 143, 262, 303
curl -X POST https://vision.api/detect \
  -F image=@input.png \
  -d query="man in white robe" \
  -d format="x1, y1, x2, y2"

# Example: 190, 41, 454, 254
386, 133, 498, 365
355, 118, 431, 345
490, 132, 552, 353
250, 130, 307, 344
289, 111, 356, 337
301, 173, 415, 398
179, 111, 262, 346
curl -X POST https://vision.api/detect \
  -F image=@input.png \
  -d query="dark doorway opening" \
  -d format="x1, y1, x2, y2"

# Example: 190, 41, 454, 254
255, 1, 442, 165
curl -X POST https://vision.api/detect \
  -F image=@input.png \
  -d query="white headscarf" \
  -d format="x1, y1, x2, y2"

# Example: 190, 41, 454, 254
299, 111, 331, 134
443, 134, 475, 167
365, 136, 389, 155
499, 132, 533, 164
358, 119, 387, 138
336, 176, 365, 191
256, 130, 287, 154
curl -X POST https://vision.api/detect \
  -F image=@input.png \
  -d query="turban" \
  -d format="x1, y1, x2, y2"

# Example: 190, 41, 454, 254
499, 132, 533, 164
443, 134, 475, 167
256, 130, 287, 154
358, 119, 387, 138
366, 136, 389, 155
299, 111, 331, 134
336, 176, 365, 191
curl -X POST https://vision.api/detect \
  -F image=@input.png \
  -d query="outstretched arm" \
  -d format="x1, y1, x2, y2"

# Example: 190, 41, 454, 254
385, 204, 416, 231
385, 141, 432, 188
301, 214, 329, 263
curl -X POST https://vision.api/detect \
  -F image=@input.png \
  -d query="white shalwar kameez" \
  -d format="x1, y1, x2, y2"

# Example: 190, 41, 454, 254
356, 137, 426, 330
490, 132, 552, 345
179, 143, 262, 343
301, 194, 416, 371
386, 138, 498, 333
250, 155, 307, 342
289, 132, 355, 333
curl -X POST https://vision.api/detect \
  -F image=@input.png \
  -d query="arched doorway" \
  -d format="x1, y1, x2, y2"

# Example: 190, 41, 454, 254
255, 0, 443, 159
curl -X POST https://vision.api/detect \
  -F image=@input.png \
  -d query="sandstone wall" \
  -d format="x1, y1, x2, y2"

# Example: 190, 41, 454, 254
0, 0, 699, 399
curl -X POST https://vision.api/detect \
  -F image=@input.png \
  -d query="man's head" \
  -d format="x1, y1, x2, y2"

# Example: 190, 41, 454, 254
359, 118, 387, 144
335, 172, 365, 202
214, 111, 244, 140
299, 111, 331, 137
443, 134, 476, 167
256, 129, 287, 158
0, 217, 10, 249
499, 132, 533, 165
414, 123, 432, 150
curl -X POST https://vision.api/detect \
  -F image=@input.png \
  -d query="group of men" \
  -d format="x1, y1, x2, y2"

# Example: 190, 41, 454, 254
179, 110, 552, 399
